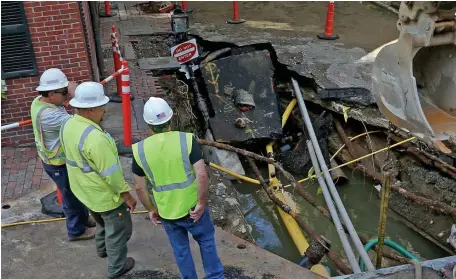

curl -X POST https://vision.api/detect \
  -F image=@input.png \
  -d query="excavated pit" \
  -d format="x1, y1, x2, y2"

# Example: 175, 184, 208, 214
127, 30, 455, 275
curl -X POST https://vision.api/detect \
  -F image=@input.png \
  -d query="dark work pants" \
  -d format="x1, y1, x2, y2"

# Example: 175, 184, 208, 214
89, 204, 133, 278
42, 161, 88, 237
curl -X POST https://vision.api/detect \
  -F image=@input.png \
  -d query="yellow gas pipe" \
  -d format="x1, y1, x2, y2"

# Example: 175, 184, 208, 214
268, 99, 328, 277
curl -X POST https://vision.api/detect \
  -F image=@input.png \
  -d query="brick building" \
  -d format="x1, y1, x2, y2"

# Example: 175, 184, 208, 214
1, 1, 103, 146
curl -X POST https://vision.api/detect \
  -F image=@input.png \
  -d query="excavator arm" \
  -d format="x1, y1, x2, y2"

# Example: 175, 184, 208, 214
372, 1, 456, 143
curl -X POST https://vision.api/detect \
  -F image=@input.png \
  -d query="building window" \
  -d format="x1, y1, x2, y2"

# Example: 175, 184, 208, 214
1, 1, 38, 79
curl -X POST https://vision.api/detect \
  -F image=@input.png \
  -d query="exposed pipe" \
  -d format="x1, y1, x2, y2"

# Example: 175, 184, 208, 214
360, 238, 421, 272
266, 143, 311, 257
292, 78, 376, 272
307, 141, 361, 272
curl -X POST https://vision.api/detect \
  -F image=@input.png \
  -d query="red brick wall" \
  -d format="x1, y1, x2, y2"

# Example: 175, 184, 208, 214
1, 1, 94, 147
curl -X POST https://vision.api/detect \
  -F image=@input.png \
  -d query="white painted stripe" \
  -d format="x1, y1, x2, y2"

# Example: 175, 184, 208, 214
122, 86, 131, 93
1, 122, 20, 131
174, 47, 195, 58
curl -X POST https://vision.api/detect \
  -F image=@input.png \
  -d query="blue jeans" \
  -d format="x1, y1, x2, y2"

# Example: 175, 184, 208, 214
42, 162, 89, 237
162, 207, 224, 279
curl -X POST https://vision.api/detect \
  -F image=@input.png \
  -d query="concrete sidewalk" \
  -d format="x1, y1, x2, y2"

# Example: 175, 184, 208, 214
1, 184, 322, 279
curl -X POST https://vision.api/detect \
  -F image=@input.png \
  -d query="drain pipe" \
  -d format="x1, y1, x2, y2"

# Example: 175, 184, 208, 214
291, 78, 376, 272
306, 140, 361, 273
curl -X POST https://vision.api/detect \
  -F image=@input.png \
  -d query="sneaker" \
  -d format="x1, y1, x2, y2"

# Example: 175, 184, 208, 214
86, 216, 97, 228
108, 257, 135, 279
68, 227, 96, 242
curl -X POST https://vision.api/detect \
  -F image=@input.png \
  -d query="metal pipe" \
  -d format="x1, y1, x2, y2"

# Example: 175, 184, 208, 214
307, 141, 361, 272
292, 78, 376, 272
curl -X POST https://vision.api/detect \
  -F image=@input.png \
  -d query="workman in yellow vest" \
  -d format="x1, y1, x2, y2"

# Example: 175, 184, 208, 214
132, 97, 224, 279
60, 82, 137, 279
31, 68, 96, 241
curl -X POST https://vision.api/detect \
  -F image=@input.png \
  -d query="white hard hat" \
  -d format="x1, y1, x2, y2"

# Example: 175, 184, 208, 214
36, 68, 69, 91
69, 82, 110, 108
143, 97, 173, 125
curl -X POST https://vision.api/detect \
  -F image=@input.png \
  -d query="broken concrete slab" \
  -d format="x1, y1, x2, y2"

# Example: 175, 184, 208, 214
191, 25, 375, 93
201, 49, 282, 143
138, 57, 181, 70
202, 129, 246, 180
318, 87, 375, 107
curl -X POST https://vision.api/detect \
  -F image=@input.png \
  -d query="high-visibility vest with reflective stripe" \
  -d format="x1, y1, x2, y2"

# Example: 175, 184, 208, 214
31, 96, 66, 166
60, 115, 125, 212
132, 131, 198, 220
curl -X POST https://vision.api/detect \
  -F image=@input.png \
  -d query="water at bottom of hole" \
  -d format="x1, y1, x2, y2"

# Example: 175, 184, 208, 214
233, 166, 450, 275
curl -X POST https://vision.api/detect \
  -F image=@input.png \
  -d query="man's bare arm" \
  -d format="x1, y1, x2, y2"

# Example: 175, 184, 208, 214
193, 159, 209, 206
134, 174, 156, 212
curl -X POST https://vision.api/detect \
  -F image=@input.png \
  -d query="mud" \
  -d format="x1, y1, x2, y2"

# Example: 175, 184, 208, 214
328, 122, 455, 251
388, 156, 456, 247
130, 34, 175, 59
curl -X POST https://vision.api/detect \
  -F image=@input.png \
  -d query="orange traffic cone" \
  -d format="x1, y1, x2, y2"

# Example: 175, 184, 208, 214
56, 188, 63, 204
318, 1, 339, 40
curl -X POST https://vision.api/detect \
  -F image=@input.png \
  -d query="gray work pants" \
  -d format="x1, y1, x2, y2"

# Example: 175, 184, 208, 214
90, 204, 133, 277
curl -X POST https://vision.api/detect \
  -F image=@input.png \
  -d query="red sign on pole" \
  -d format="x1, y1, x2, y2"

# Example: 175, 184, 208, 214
171, 38, 199, 64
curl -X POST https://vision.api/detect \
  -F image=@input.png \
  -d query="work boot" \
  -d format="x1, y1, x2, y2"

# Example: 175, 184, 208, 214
68, 227, 96, 242
108, 257, 135, 279
86, 215, 97, 228
98, 251, 107, 258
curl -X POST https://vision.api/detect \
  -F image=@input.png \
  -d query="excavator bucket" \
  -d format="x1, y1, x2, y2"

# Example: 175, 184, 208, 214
372, 42, 456, 140
371, 1, 456, 141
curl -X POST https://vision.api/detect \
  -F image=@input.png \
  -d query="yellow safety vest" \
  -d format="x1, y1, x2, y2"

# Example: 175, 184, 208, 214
30, 96, 66, 166
60, 115, 130, 212
132, 131, 198, 220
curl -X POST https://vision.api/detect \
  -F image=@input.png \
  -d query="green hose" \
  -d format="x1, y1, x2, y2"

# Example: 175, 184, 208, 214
359, 238, 421, 271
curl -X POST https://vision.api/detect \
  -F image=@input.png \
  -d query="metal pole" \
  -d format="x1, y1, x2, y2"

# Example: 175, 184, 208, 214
376, 172, 392, 269
292, 78, 376, 272
307, 140, 361, 272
